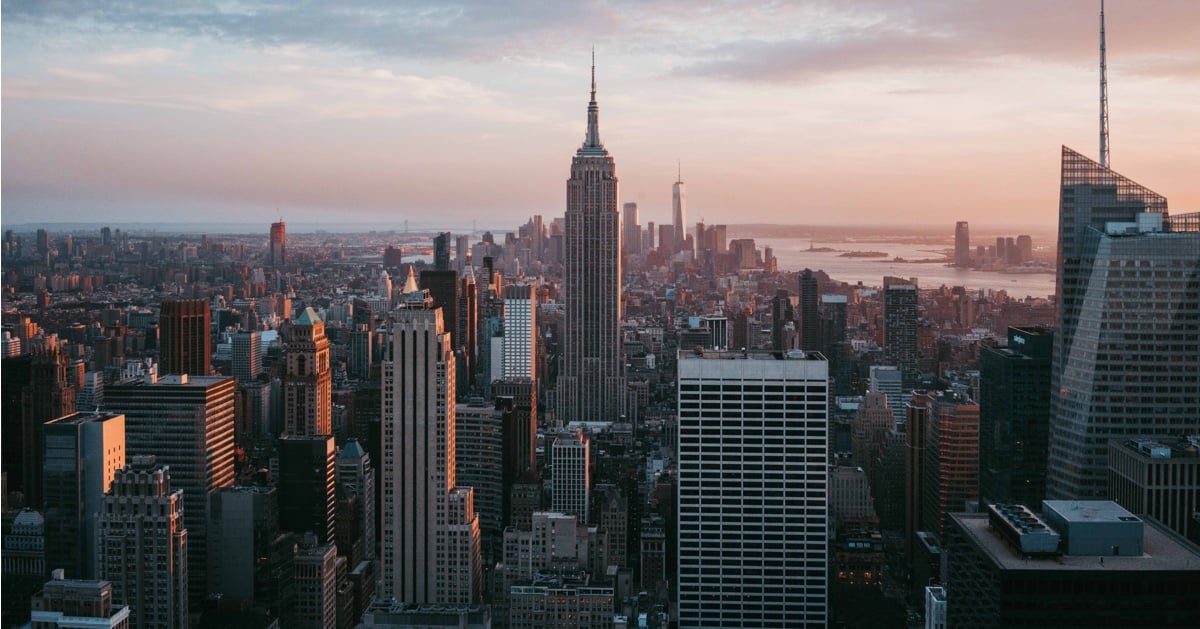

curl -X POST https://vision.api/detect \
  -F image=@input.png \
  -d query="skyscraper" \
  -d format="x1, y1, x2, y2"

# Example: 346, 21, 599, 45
1047, 147, 1200, 499
979, 327, 1052, 506
42, 412, 126, 579
278, 435, 337, 545
550, 429, 590, 523
798, 268, 820, 351
159, 299, 211, 377
337, 440, 376, 561
19, 348, 77, 507
284, 307, 332, 437
433, 232, 452, 271
672, 164, 686, 252
883, 276, 919, 390
557, 57, 625, 425
419, 269, 460, 351
231, 330, 263, 384
622, 202, 640, 256
97, 456, 188, 629
676, 350, 829, 628
918, 391, 980, 542
500, 284, 536, 380
381, 299, 481, 604
105, 374, 236, 606
270, 220, 286, 267
954, 221, 970, 267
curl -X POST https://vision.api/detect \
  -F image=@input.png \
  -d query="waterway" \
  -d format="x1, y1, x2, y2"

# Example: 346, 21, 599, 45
758, 238, 1057, 299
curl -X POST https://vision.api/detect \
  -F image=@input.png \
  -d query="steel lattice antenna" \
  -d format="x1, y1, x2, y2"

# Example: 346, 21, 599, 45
1100, 0, 1110, 168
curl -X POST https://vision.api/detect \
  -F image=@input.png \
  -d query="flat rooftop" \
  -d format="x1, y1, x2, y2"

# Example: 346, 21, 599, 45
951, 512, 1200, 572
679, 348, 826, 361
1043, 500, 1142, 525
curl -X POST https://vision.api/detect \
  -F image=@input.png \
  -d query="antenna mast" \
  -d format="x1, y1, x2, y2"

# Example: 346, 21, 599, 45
1099, 0, 1110, 168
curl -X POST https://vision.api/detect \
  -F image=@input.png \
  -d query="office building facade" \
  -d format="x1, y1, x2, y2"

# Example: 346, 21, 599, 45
105, 374, 235, 605
97, 456, 187, 629
381, 304, 481, 604
159, 299, 211, 377
550, 430, 590, 524
501, 284, 536, 380
42, 412, 126, 580
284, 307, 332, 437
979, 327, 1052, 506
1108, 437, 1200, 541
677, 350, 829, 628
883, 277, 919, 390
1047, 147, 1200, 499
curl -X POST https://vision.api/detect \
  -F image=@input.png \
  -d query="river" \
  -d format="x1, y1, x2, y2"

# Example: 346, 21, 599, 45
758, 237, 1057, 299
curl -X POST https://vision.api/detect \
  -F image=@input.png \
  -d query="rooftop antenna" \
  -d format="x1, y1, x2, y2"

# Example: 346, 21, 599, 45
677, 159, 681, 183
590, 47, 596, 102
1099, 0, 1110, 168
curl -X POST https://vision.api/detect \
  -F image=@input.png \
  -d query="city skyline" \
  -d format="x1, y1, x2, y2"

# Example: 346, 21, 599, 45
4, 1, 1198, 227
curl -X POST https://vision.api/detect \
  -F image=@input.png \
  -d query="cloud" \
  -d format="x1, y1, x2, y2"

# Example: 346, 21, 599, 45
4, 0, 1196, 84
44, 67, 114, 83
0, 1, 623, 62
98, 47, 184, 66
660, 0, 1200, 83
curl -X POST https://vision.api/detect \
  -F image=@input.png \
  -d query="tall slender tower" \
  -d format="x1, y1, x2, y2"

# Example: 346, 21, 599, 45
381, 292, 480, 604
798, 269, 820, 351
883, 277, 919, 390
1099, 0, 1110, 168
672, 163, 686, 252
284, 307, 332, 436
557, 54, 626, 424
270, 220, 286, 267
622, 202, 641, 256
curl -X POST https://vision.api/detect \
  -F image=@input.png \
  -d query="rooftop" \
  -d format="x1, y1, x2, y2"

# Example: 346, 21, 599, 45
951, 512, 1200, 572
679, 348, 827, 361
1114, 437, 1200, 460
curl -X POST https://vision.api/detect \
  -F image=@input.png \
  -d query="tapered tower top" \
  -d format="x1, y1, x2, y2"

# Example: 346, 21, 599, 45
579, 49, 606, 155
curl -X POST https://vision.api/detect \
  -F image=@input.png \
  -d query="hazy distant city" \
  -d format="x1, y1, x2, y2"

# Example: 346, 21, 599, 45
3, 2, 1199, 629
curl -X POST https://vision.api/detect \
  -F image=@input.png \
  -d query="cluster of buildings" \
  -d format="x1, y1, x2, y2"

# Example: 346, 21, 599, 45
3, 59, 1199, 629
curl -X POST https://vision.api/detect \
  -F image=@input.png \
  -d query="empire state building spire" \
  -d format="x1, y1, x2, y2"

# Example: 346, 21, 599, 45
581, 49, 605, 154
559, 50, 625, 426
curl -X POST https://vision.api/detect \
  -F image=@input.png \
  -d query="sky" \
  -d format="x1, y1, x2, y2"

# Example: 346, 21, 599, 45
3, 0, 1198, 230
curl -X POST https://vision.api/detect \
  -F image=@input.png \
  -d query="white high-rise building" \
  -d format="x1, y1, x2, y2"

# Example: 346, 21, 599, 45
550, 430, 590, 523
677, 349, 829, 628
231, 330, 262, 384
869, 365, 906, 427
381, 298, 481, 604
501, 284, 536, 380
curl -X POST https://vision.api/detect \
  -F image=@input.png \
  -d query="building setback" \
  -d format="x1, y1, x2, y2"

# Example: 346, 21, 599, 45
105, 374, 235, 605
381, 300, 481, 605
557, 59, 626, 425
97, 456, 187, 629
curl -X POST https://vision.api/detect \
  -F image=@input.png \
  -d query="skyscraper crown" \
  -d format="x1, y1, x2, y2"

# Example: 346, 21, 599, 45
579, 51, 606, 156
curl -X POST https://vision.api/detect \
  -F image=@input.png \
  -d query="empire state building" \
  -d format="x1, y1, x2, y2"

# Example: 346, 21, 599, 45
557, 58, 626, 424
